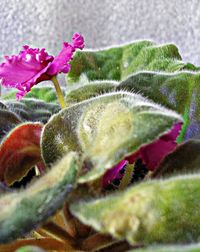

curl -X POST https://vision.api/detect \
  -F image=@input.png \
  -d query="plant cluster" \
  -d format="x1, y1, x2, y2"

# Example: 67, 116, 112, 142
0, 35, 200, 252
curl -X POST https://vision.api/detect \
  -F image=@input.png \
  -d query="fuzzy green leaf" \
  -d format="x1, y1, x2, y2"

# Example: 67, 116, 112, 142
67, 41, 189, 83
42, 91, 182, 184
0, 152, 78, 243
117, 71, 200, 140
65, 81, 117, 106
71, 175, 200, 245
131, 244, 200, 252
0, 98, 59, 144
0, 105, 22, 141
65, 70, 200, 141
4, 98, 60, 123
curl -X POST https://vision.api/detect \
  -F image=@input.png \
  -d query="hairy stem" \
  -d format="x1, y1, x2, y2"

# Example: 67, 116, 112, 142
51, 76, 66, 108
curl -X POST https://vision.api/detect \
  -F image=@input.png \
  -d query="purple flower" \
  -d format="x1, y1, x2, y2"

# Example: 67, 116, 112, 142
103, 160, 128, 188
0, 33, 84, 99
102, 123, 182, 187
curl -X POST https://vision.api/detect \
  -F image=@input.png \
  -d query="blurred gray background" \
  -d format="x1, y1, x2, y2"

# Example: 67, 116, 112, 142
0, 0, 200, 64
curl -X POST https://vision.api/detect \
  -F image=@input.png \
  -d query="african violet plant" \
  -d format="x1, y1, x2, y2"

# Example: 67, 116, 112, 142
1, 33, 200, 252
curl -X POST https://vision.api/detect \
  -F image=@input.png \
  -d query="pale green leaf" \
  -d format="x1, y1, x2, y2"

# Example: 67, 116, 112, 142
0, 152, 78, 243
71, 175, 200, 245
41, 91, 182, 184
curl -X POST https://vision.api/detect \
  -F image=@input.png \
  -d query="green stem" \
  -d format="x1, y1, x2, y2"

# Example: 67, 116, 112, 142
51, 76, 66, 109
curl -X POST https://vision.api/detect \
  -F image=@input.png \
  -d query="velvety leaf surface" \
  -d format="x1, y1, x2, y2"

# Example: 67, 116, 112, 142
131, 244, 200, 252
117, 71, 200, 140
67, 41, 188, 83
65, 70, 200, 141
42, 91, 182, 184
0, 152, 78, 243
65, 81, 117, 106
0, 122, 43, 185
0, 102, 22, 141
152, 140, 200, 178
71, 175, 200, 245
4, 98, 60, 123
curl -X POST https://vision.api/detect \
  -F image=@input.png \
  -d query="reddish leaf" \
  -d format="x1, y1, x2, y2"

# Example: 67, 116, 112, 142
0, 122, 44, 185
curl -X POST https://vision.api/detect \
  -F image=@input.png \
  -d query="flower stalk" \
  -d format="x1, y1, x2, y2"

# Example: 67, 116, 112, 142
0, 33, 84, 100
51, 76, 66, 108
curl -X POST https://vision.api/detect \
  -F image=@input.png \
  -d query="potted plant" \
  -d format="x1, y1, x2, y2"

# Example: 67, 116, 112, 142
0, 33, 200, 252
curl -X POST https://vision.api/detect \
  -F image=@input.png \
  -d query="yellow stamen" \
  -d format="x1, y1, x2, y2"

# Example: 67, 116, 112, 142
119, 163, 135, 190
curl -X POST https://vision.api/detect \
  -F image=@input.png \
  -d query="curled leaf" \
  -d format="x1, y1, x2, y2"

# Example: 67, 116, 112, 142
152, 140, 200, 178
68, 41, 186, 83
71, 175, 200, 245
66, 70, 200, 141
117, 71, 200, 140
0, 122, 44, 185
42, 91, 182, 184
0, 152, 78, 243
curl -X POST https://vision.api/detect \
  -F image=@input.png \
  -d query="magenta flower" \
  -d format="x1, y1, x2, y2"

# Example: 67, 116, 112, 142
102, 123, 182, 187
0, 33, 84, 100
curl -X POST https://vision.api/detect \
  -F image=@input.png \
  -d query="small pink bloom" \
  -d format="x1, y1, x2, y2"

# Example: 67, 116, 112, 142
103, 123, 182, 187
102, 160, 128, 187
0, 33, 84, 99
71, 33, 85, 50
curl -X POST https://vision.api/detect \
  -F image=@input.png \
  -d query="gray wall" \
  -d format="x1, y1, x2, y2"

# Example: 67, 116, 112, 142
0, 0, 200, 65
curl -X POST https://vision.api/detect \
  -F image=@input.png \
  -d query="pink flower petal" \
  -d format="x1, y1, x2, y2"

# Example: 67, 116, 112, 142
14, 63, 53, 100
0, 47, 53, 88
47, 33, 84, 76
72, 33, 85, 50
0, 33, 84, 99
0, 46, 54, 99
102, 160, 128, 188
126, 123, 182, 170
47, 43, 74, 76
103, 122, 182, 187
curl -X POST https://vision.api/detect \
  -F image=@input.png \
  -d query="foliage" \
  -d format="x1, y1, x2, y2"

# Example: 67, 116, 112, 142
1, 39, 200, 252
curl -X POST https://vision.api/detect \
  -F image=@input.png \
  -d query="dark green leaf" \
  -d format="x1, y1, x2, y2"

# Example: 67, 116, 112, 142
67, 41, 187, 83
0, 103, 22, 141
65, 81, 117, 106
4, 98, 60, 123
117, 71, 200, 140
